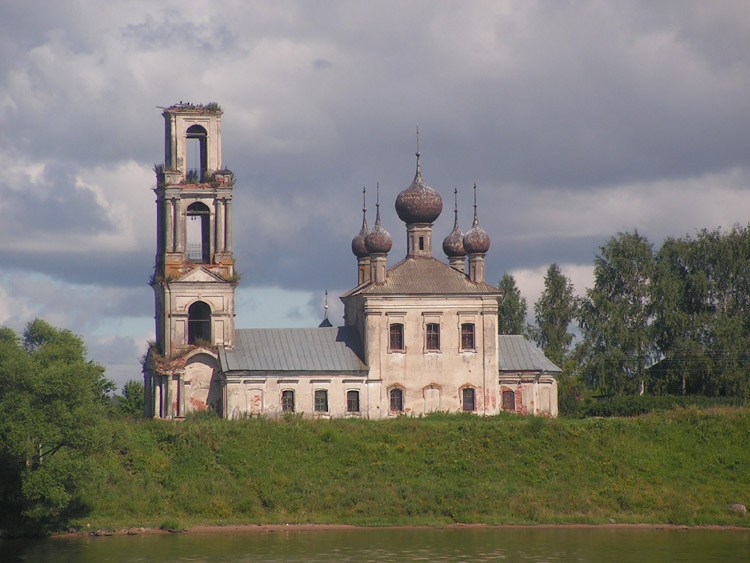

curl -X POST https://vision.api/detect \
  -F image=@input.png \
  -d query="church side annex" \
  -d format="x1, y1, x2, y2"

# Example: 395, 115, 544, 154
144, 103, 559, 419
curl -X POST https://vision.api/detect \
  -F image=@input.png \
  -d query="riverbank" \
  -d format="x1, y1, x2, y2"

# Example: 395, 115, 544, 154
63, 407, 749, 533
51, 521, 750, 540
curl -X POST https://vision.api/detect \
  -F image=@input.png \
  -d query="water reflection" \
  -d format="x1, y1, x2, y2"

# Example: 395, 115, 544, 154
4, 527, 749, 562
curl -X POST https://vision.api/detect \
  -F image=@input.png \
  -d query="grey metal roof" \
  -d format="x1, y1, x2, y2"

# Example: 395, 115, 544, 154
343, 256, 500, 297
498, 335, 561, 373
219, 327, 367, 373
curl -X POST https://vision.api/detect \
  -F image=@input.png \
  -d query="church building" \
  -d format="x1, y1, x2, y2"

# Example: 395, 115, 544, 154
144, 103, 559, 419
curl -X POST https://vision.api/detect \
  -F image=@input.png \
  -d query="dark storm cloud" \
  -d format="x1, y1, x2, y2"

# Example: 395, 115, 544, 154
0, 161, 111, 234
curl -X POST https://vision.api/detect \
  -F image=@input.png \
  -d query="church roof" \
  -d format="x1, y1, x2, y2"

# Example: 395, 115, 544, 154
219, 327, 367, 373
498, 335, 561, 373
343, 256, 499, 297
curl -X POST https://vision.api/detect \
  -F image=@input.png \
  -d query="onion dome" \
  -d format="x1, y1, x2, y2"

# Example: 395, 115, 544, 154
395, 150, 443, 224
351, 187, 369, 258
443, 188, 466, 257
365, 187, 392, 254
463, 184, 490, 254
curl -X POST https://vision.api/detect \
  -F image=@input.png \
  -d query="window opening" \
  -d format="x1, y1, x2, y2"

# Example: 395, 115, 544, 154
389, 323, 404, 351
502, 390, 515, 411
347, 390, 360, 413
390, 388, 404, 412
282, 390, 295, 412
461, 323, 475, 350
426, 323, 440, 351
462, 388, 476, 411
187, 301, 211, 345
186, 124, 208, 181
419, 236, 424, 250
186, 202, 210, 262
314, 389, 329, 413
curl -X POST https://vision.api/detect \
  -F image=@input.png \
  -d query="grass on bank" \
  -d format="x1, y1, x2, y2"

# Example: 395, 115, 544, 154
73, 407, 750, 531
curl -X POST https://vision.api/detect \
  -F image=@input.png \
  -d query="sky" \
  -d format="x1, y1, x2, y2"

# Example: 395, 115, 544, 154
1, 1, 749, 391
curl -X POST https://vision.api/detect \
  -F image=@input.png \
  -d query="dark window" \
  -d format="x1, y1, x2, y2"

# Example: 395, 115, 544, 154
426, 323, 440, 351
347, 390, 360, 413
282, 390, 295, 412
389, 323, 404, 351
186, 201, 210, 262
419, 236, 424, 250
461, 323, 475, 350
462, 388, 476, 411
186, 124, 208, 181
314, 389, 328, 412
502, 390, 515, 411
187, 301, 211, 345
390, 388, 404, 412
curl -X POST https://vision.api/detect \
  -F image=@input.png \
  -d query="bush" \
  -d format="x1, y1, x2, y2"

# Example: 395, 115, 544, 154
570, 394, 746, 418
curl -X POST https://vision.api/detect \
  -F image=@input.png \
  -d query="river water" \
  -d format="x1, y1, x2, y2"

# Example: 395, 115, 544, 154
4, 527, 749, 562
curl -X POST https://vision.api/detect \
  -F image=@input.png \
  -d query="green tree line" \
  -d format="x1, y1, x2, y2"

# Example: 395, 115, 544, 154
498, 225, 750, 400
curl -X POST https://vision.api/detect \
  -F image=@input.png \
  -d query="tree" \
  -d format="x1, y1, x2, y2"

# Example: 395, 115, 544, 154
497, 273, 528, 335
533, 264, 576, 366
0, 320, 112, 534
651, 227, 750, 398
578, 231, 654, 395
116, 380, 145, 416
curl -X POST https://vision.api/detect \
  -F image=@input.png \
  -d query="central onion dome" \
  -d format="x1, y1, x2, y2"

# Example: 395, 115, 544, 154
463, 184, 490, 254
351, 187, 369, 258
443, 188, 466, 257
395, 152, 443, 224
365, 192, 392, 254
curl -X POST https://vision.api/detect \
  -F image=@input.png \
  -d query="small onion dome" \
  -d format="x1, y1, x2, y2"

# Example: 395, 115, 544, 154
351, 217, 369, 258
351, 188, 369, 258
395, 152, 443, 224
365, 203, 392, 254
463, 184, 490, 254
443, 189, 466, 257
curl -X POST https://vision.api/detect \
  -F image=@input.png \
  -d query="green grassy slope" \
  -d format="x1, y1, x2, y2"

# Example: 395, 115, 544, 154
79, 408, 749, 530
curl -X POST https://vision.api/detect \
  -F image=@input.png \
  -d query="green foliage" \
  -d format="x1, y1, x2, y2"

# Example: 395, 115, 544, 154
578, 231, 655, 394
650, 227, 750, 398
532, 264, 576, 366
116, 380, 145, 417
0, 320, 112, 535
497, 273, 529, 335
567, 395, 745, 418
576, 226, 750, 399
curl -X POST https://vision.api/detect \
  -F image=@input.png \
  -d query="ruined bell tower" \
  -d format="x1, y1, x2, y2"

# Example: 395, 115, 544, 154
151, 102, 237, 359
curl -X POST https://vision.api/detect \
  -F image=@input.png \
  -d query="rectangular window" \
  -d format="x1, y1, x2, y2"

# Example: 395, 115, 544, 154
461, 323, 475, 350
462, 388, 476, 412
281, 390, 295, 413
426, 323, 440, 351
389, 323, 404, 351
314, 389, 329, 412
347, 390, 360, 413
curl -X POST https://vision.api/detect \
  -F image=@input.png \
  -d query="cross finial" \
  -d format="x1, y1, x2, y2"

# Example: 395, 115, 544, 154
324, 289, 329, 320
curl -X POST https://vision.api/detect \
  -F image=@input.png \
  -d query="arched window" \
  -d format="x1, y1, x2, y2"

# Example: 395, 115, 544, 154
462, 387, 476, 412
390, 387, 404, 413
187, 301, 211, 345
314, 389, 329, 413
186, 124, 208, 181
389, 323, 404, 352
347, 390, 360, 413
186, 202, 210, 262
281, 390, 295, 412
502, 390, 516, 412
